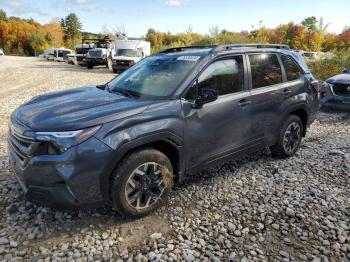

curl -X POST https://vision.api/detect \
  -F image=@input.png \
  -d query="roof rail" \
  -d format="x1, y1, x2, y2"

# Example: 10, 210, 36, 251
159, 45, 217, 53
212, 43, 291, 52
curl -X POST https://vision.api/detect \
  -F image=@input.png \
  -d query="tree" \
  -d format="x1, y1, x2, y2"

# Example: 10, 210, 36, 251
302, 16, 318, 50
0, 9, 7, 21
61, 13, 82, 48
43, 18, 64, 47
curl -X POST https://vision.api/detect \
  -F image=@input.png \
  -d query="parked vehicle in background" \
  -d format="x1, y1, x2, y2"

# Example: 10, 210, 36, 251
53, 48, 73, 62
0, 48, 5, 56
47, 49, 55, 61
67, 53, 76, 65
43, 48, 54, 59
84, 37, 115, 69
74, 41, 96, 66
320, 68, 350, 111
112, 40, 151, 73
295, 50, 324, 61
8, 44, 319, 218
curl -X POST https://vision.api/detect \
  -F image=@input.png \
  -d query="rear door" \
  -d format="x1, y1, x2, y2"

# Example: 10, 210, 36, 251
182, 55, 253, 168
247, 53, 305, 145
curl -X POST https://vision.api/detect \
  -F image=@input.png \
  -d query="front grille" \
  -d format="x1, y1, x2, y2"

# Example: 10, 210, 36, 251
8, 130, 39, 166
116, 60, 130, 65
332, 83, 350, 97
88, 50, 102, 58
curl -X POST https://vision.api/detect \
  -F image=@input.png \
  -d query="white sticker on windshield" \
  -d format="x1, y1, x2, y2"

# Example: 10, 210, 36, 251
177, 56, 201, 62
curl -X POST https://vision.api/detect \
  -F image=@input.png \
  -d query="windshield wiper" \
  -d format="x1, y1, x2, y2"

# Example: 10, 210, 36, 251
108, 87, 140, 98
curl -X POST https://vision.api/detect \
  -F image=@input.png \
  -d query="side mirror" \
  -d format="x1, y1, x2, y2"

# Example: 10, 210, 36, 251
193, 88, 218, 109
343, 69, 349, 74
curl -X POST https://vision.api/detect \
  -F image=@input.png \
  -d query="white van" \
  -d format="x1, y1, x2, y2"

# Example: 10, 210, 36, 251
112, 40, 151, 73
53, 48, 73, 62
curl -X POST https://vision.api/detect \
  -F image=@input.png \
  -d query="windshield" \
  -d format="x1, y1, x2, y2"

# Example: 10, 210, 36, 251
108, 55, 201, 98
117, 49, 138, 57
96, 43, 109, 48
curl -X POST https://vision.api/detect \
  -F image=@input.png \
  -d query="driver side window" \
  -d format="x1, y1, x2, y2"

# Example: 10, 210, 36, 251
185, 56, 244, 100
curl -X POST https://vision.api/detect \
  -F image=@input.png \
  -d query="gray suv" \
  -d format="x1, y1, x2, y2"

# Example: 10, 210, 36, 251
8, 44, 319, 218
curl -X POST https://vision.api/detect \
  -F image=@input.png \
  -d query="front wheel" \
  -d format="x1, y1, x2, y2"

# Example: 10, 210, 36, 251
111, 148, 174, 218
87, 63, 93, 69
270, 115, 304, 158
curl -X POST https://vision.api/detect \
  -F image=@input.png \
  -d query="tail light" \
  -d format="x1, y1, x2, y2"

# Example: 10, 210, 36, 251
310, 80, 320, 92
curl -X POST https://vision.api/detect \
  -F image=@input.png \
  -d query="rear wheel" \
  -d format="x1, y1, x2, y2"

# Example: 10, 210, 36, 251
270, 115, 303, 158
111, 148, 173, 218
87, 63, 94, 69
112, 69, 118, 74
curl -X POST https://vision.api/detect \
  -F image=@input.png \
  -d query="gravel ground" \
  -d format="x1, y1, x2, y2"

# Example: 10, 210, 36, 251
0, 56, 349, 262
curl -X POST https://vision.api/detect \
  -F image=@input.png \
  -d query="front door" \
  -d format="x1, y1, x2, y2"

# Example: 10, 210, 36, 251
182, 55, 253, 169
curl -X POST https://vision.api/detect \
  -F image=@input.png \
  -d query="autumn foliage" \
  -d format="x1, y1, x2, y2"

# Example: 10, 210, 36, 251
0, 10, 349, 58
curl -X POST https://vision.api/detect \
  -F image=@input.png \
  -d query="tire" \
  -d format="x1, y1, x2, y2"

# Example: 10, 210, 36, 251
112, 69, 118, 74
111, 148, 174, 218
87, 63, 93, 69
270, 114, 304, 158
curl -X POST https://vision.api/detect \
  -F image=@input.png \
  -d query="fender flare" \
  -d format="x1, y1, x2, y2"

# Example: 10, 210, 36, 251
279, 103, 310, 136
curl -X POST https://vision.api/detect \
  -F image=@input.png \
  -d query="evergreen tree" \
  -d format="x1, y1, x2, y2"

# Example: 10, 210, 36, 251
61, 13, 82, 48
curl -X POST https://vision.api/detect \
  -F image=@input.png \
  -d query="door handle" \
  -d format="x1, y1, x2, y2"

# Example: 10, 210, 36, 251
238, 99, 251, 108
282, 89, 292, 96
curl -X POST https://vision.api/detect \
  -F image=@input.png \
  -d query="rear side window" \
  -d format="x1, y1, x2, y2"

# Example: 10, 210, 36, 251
249, 54, 282, 89
197, 56, 245, 96
281, 55, 302, 81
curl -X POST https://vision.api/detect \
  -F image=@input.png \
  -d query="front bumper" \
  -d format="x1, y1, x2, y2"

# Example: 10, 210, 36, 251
320, 95, 350, 112
84, 58, 105, 66
8, 135, 115, 209
112, 61, 134, 72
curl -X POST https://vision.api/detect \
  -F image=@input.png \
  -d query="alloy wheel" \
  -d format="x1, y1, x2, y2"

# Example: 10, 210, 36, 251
124, 162, 165, 210
283, 122, 301, 154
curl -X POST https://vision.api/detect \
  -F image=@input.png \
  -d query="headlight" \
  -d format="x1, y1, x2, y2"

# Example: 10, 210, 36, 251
35, 126, 101, 153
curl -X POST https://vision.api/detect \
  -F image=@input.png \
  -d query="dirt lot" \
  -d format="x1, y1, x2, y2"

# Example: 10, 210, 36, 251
0, 56, 349, 261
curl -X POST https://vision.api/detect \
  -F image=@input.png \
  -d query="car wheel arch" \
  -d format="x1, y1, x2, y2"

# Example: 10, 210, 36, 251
283, 105, 309, 137
100, 133, 184, 202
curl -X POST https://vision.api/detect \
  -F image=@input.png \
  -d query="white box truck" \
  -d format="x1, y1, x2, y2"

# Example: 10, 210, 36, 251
112, 40, 151, 73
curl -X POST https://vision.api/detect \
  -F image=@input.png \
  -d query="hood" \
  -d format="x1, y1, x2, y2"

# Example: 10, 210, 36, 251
113, 56, 140, 62
13, 86, 153, 131
326, 73, 350, 84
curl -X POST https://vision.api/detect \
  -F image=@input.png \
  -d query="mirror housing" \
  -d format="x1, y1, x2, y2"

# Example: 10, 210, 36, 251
192, 88, 218, 109
343, 68, 349, 74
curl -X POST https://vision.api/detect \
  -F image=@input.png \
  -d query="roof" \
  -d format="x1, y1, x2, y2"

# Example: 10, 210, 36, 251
156, 44, 309, 72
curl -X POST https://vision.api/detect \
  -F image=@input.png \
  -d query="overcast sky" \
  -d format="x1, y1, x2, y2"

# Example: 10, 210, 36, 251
1, 0, 349, 37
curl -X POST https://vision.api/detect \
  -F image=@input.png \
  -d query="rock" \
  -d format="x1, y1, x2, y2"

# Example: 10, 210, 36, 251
102, 232, 109, 240
9, 240, 17, 247
286, 207, 295, 217
150, 232, 162, 239
7, 204, 18, 214
148, 251, 156, 260
185, 254, 195, 262
234, 230, 242, 237
167, 244, 174, 251
279, 251, 289, 258
329, 149, 344, 156
256, 223, 264, 230
0, 237, 9, 245
271, 223, 280, 230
